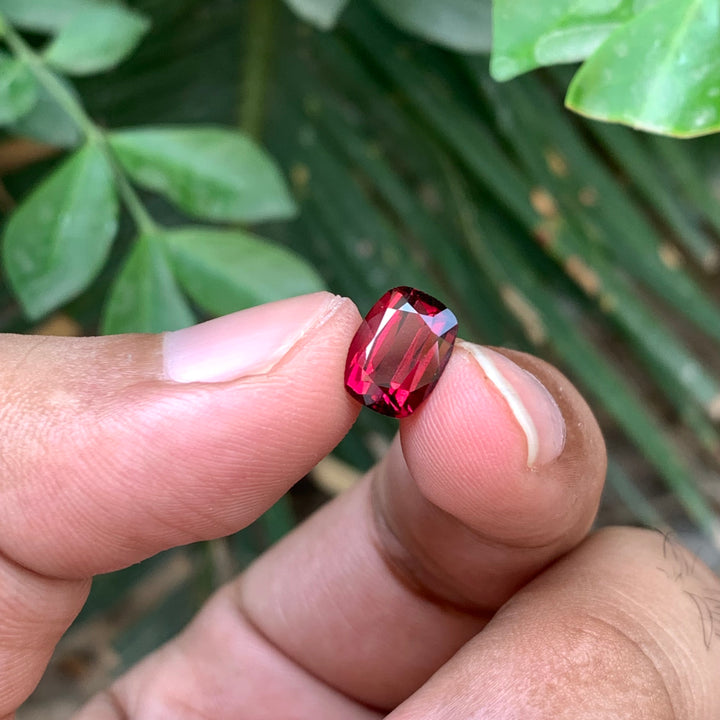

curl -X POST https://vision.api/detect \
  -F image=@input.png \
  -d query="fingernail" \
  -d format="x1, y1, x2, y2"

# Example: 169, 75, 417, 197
457, 340, 566, 467
164, 292, 341, 383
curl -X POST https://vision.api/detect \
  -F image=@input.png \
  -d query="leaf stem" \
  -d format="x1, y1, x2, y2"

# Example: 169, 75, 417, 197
239, 0, 278, 138
0, 15, 158, 235
2, 19, 93, 135
109, 155, 158, 235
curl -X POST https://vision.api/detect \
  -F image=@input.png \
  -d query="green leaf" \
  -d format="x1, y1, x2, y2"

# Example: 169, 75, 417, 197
490, 0, 661, 81
109, 126, 297, 223
0, 52, 38, 124
102, 234, 195, 334
567, 0, 720, 137
283, 0, 350, 29
163, 227, 325, 316
2, 142, 118, 319
373, 0, 492, 53
44, 4, 150, 76
9, 73, 83, 147
0, 0, 96, 33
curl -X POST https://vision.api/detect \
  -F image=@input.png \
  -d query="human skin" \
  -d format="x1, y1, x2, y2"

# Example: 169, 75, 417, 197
0, 291, 718, 719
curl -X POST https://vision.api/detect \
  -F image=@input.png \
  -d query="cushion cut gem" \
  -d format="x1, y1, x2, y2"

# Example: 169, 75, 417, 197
344, 286, 458, 418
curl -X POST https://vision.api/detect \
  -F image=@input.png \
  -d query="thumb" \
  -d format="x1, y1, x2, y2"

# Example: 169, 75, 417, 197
0, 291, 360, 579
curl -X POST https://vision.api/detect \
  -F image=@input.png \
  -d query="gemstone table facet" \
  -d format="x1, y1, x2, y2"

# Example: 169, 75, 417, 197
344, 286, 458, 418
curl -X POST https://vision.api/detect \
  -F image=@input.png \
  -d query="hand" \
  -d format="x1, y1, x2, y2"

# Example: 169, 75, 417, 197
1, 292, 718, 719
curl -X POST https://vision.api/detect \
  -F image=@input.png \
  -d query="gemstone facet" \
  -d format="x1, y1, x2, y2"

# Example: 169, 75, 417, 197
344, 287, 458, 418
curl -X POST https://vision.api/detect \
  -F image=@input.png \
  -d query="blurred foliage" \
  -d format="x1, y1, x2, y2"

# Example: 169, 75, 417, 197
492, 0, 720, 137
288, 0, 720, 137
0, 0, 321, 328
1, 0, 720, 711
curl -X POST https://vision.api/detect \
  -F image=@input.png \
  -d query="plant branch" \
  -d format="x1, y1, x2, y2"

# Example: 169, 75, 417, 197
0, 16, 158, 235
239, 0, 278, 138
109, 160, 158, 235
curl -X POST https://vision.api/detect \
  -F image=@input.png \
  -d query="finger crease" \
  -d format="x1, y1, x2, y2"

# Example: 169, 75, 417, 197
0, 539, 71, 585
233, 583, 387, 715
368, 481, 498, 619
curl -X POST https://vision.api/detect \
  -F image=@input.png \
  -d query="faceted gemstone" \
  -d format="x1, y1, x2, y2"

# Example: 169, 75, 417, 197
344, 286, 458, 418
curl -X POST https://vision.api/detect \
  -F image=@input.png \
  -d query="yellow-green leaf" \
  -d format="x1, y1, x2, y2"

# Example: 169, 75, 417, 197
374, 0, 491, 53
0, 0, 95, 33
490, 0, 660, 81
2, 142, 118, 319
0, 52, 37, 124
44, 3, 150, 76
9, 74, 83, 147
163, 227, 325, 316
283, 0, 350, 29
567, 0, 720, 137
102, 234, 195, 334
109, 126, 297, 223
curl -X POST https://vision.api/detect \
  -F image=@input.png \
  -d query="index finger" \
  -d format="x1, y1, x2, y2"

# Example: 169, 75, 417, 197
0, 292, 363, 716
0, 291, 360, 579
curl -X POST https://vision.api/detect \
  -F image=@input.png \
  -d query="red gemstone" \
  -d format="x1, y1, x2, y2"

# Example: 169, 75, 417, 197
344, 287, 458, 418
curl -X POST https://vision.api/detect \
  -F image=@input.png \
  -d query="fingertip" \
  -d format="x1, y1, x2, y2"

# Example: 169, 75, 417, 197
400, 345, 541, 534
163, 292, 351, 384
456, 341, 566, 468
399, 342, 604, 545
